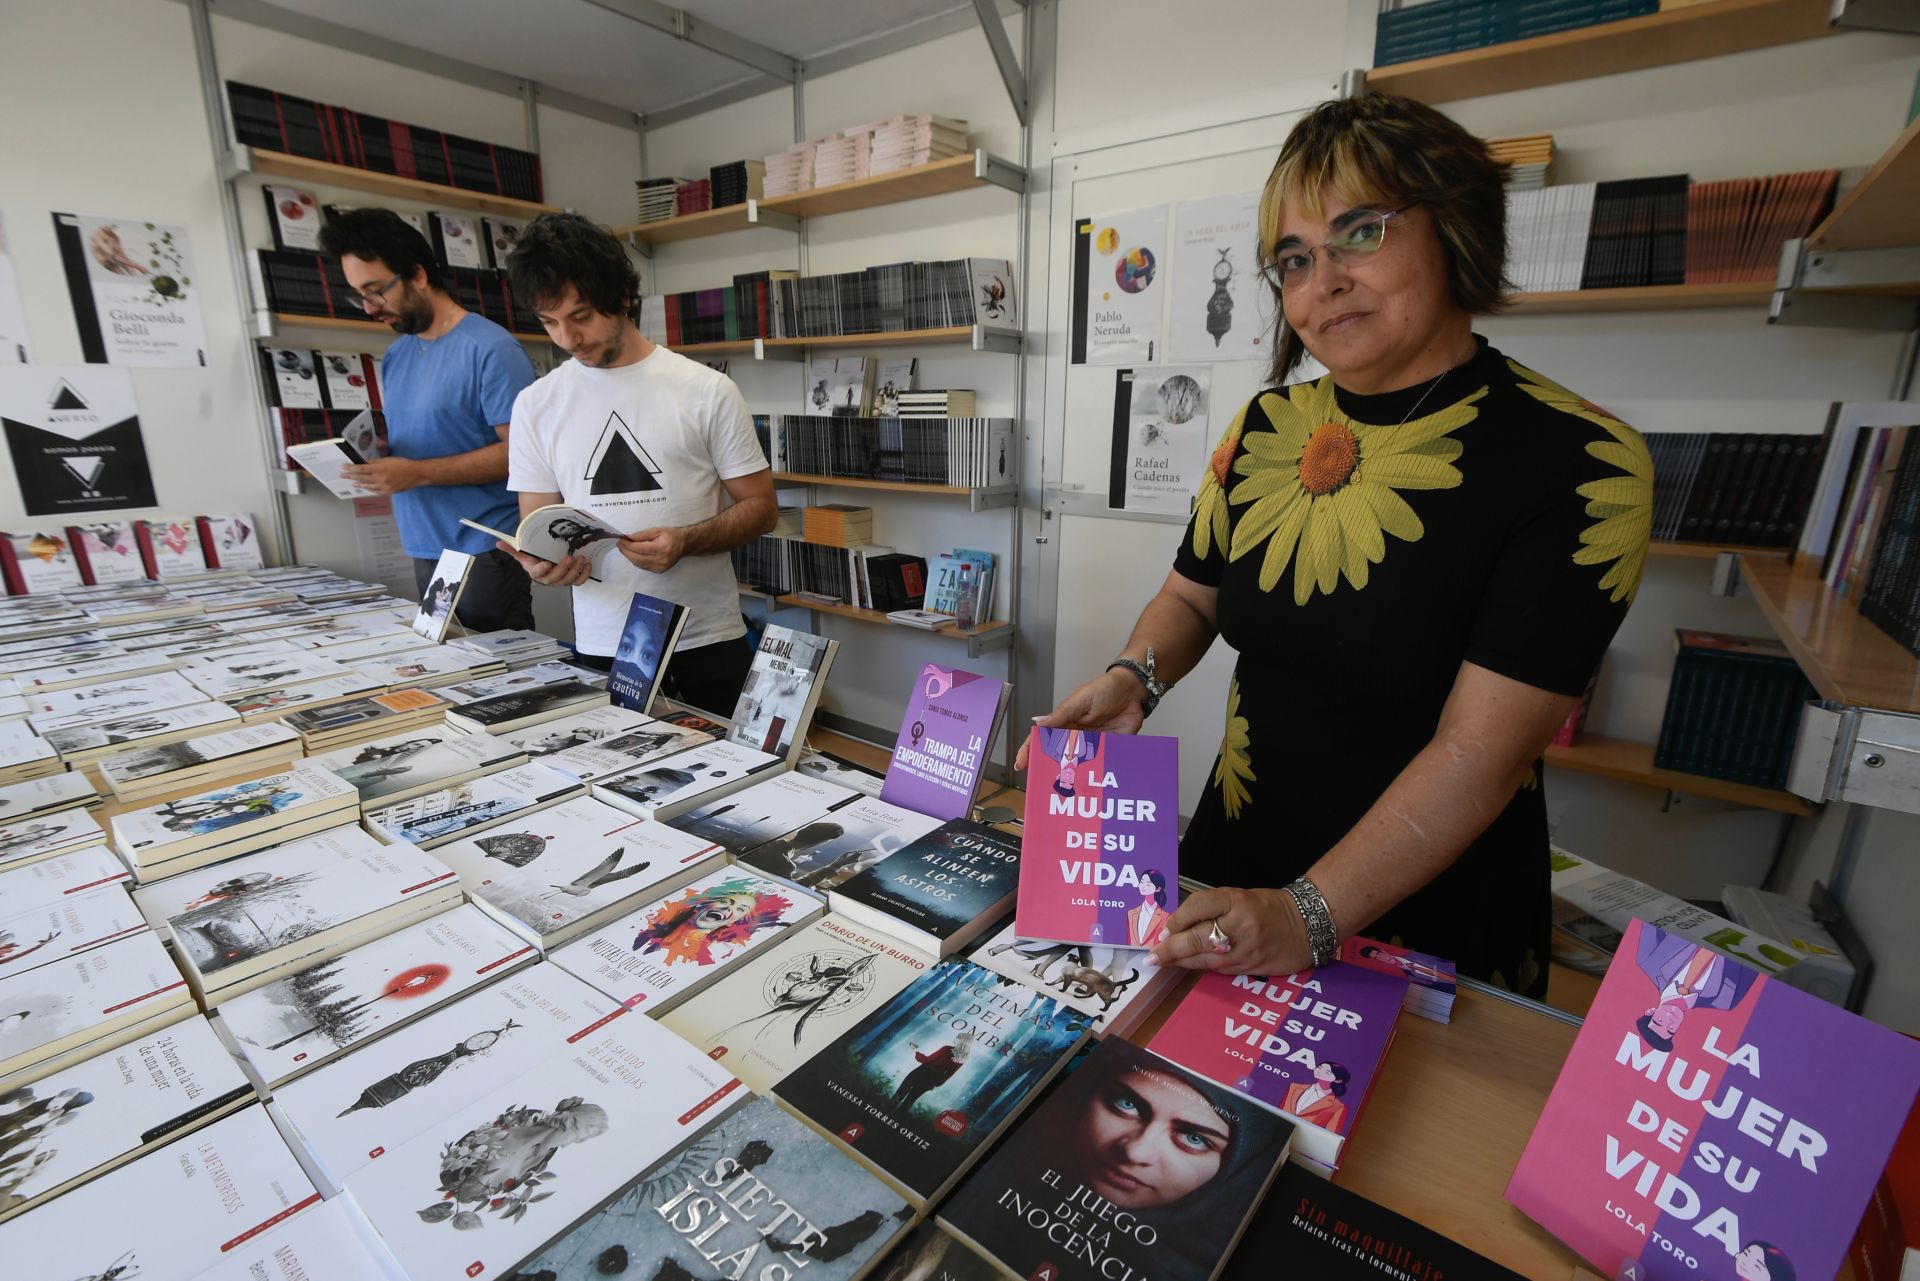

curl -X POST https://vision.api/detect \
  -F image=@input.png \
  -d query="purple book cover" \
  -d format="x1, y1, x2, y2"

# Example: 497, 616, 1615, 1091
1508, 917, 1920, 1281
879, 663, 1006, 821
1016, 728, 1180, 947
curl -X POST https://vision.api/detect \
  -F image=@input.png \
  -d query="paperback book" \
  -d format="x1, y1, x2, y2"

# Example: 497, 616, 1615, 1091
129, 825, 462, 1004
107, 764, 359, 878
969, 921, 1175, 1039
798, 748, 886, 796
658, 914, 934, 1093
97, 721, 302, 801
0, 844, 131, 906
880, 663, 1009, 821
0, 929, 192, 1083
411, 548, 475, 643
226, 671, 386, 722
341, 1008, 744, 1281
0, 772, 98, 823
268, 963, 620, 1196
457, 503, 624, 578
216, 903, 533, 1087
438, 660, 599, 705
0, 807, 107, 871
40, 699, 243, 762
607, 589, 687, 713
873, 1223, 1004, 1281
937, 1037, 1293, 1281
499, 703, 657, 758
442, 679, 607, 734
666, 769, 857, 855
194, 1198, 408, 1281
68, 522, 147, 586
0, 1104, 317, 1281
511, 1094, 914, 1281
829, 818, 1023, 957
307, 725, 526, 806
589, 737, 782, 821
1145, 963, 1408, 1171
0, 1014, 253, 1223
776, 958, 1091, 1206
1017, 727, 1181, 948
1340, 935, 1458, 1023
430, 796, 725, 948
737, 794, 945, 894
538, 716, 714, 784
728, 623, 837, 763
547, 866, 823, 1015
1506, 917, 1920, 1281
0, 884, 147, 978
363, 762, 582, 848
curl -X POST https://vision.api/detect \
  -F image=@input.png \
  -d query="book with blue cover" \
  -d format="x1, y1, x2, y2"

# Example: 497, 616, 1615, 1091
828, 819, 1021, 956
607, 590, 687, 714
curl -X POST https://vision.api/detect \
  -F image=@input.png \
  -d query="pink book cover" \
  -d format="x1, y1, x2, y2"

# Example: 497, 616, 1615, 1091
1506, 917, 1920, 1281
1146, 965, 1407, 1162
1014, 727, 1178, 947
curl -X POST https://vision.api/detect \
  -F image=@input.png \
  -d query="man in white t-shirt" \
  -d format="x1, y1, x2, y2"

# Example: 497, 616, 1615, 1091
501, 214, 776, 714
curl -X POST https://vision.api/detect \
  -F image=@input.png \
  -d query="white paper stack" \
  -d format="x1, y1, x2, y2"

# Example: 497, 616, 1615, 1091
869, 113, 968, 175
762, 140, 817, 196
811, 131, 871, 186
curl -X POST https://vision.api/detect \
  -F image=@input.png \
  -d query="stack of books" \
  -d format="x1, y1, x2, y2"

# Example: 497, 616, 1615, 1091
869, 113, 969, 175
1341, 935, 1460, 1024
281, 687, 450, 753
0, 929, 193, 1084
811, 132, 870, 186
898, 388, 978, 417
634, 175, 685, 222
131, 826, 460, 1007
307, 726, 526, 811
762, 139, 816, 196
96, 722, 303, 802
350, 645, 506, 690
449, 628, 569, 668
1374, 0, 1657, 66
539, 716, 715, 784
1685, 169, 1840, 283
590, 738, 784, 821
442, 679, 609, 734
107, 764, 359, 881
928, 548, 996, 627
709, 157, 765, 207
0, 807, 107, 872
801, 503, 876, 547
1643, 429, 1827, 548
0, 771, 98, 819
1653, 629, 1816, 790
437, 659, 603, 705
1489, 132, 1553, 189
675, 177, 712, 216
970, 920, 1179, 1039
642, 257, 1015, 346
363, 761, 582, 847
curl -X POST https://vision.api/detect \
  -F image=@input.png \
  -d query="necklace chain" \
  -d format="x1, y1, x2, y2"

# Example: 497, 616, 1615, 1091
1394, 361, 1455, 427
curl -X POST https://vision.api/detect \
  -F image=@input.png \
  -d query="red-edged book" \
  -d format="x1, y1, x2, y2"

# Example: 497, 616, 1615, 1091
0, 529, 85, 595
134, 518, 209, 579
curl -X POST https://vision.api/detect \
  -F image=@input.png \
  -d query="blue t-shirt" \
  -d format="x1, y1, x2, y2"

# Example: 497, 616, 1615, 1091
378, 313, 536, 558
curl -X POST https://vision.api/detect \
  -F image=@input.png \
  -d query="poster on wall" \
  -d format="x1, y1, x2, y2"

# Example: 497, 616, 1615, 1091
51, 211, 208, 367
1167, 191, 1275, 364
1072, 205, 1168, 366
0, 214, 29, 365
1108, 365, 1212, 516
352, 495, 413, 585
0, 366, 158, 515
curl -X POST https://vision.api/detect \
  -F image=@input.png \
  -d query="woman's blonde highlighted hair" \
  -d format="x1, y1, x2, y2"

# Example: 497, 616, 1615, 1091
1259, 92, 1510, 384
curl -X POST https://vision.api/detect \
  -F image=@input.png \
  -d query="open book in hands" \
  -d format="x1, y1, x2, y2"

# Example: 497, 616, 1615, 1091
285, 409, 388, 498
460, 505, 624, 581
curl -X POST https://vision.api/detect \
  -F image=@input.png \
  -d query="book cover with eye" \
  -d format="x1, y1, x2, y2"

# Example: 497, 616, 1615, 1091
775, 959, 1091, 1207
938, 1036, 1292, 1281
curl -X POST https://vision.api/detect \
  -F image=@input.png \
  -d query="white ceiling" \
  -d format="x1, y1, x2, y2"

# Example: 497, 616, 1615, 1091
250, 0, 988, 117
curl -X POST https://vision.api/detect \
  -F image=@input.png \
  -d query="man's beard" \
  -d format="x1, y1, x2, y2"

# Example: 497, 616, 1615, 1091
592, 328, 624, 367
388, 292, 434, 335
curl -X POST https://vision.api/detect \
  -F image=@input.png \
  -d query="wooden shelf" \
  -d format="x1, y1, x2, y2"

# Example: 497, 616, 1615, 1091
772, 473, 972, 496
1649, 540, 1790, 560
1738, 554, 1920, 714
667, 337, 759, 356
672, 325, 1011, 358
1546, 733, 1815, 816
229, 146, 560, 220
260, 312, 551, 349
612, 151, 1022, 244
739, 585, 1011, 646
1508, 282, 1774, 313
1809, 113, 1920, 252
1365, 0, 1836, 105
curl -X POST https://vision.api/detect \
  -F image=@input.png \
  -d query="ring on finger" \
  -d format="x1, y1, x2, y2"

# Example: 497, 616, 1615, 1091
1206, 918, 1232, 955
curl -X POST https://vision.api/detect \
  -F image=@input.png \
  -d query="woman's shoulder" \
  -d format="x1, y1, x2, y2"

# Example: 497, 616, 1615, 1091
1487, 353, 1648, 446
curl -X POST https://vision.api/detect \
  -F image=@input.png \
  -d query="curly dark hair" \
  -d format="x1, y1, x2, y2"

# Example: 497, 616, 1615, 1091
317, 207, 445, 292
1258, 92, 1510, 383
504, 213, 641, 322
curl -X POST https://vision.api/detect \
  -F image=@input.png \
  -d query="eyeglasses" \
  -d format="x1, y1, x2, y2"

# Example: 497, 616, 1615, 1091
343, 275, 404, 311
1265, 206, 1409, 290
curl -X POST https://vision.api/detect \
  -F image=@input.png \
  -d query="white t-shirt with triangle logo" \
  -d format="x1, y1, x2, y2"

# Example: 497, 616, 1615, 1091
507, 345, 766, 654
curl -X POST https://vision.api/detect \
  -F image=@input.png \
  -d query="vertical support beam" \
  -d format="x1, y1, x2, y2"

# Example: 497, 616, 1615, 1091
185, 0, 295, 566
521, 81, 541, 154
971, 0, 1030, 127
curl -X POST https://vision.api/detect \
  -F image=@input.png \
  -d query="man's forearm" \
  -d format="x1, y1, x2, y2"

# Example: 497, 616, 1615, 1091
678, 493, 777, 557
412, 442, 508, 487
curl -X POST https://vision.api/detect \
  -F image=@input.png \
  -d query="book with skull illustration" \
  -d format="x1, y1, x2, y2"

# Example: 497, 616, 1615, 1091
587, 737, 783, 822
341, 1001, 743, 1281
0, 1014, 253, 1223
0, 929, 193, 1084
547, 865, 823, 1016
363, 762, 582, 849
107, 764, 359, 878
0, 884, 148, 980
430, 795, 727, 949
268, 962, 619, 1197
305, 725, 525, 809
659, 914, 933, 1094
215, 903, 533, 1088
130, 825, 461, 1004
510, 1093, 914, 1281
664, 769, 858, 856
0, 1104, 317, 1281
967, 921, 1176, 1040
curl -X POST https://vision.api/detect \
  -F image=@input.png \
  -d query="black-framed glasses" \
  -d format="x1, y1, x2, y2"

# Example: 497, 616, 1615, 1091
342, 274, 403, 311
1265, 206, 1409, 290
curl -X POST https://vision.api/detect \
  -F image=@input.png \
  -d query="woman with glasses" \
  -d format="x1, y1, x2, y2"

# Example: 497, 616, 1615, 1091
1028, 93, 1651, 997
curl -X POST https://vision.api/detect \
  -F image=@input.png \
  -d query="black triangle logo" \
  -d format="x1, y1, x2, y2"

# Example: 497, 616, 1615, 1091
48, 381, 87, 411
586, 411, 662, 495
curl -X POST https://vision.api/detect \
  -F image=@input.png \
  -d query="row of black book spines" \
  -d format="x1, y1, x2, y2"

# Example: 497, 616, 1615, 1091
274, 409, 382, 452
731, 539, 796, 595
226, 82, 542, 202
1577, 175, 1689, 291
1653, 659, 1813, 789
256, 251, 353, 319
1857, 443, 1920, 656
1644, 431, 1823, 548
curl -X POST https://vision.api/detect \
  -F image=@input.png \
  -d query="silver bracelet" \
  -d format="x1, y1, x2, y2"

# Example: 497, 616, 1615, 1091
1285, 876, 1339, 969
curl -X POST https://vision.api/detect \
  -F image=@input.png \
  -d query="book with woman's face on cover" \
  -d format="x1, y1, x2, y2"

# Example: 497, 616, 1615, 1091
411, 548, 474, 643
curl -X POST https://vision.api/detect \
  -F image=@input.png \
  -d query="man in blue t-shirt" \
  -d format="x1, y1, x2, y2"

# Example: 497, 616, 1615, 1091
318, 209, 536, 632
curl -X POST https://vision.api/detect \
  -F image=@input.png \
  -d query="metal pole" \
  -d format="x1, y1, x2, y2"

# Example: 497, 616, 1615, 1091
185, 0, 295, 566
521, 81, 541, 154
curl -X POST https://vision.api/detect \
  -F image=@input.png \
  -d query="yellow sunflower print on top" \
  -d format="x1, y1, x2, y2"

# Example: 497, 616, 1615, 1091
1509, 360, 1653, 605
1214, 676, 1255, 820
1224, 377, 1487, 604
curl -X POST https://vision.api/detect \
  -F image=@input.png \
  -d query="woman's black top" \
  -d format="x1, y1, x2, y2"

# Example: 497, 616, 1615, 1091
1173, 336, 1650, 996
